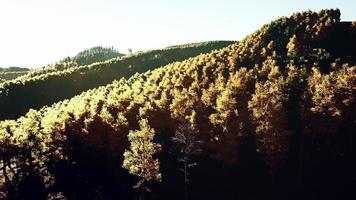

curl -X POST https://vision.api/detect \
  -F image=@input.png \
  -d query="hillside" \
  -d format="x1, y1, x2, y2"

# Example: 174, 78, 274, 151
0, 41, 234, 120
13, 46, 124, 80
60, 46, 125, 66
0, 47, 123, 83
0, 9, 355, 200
0, 67, 30, 82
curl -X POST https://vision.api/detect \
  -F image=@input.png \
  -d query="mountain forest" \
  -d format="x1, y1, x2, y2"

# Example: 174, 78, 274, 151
0, 9, 355, 200
0, 68, 30, 83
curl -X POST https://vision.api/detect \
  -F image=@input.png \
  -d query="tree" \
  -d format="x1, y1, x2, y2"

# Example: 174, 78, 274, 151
303, 66, 356, 135
122, 118, 161, 190
287, 34, 302, 57
172, 121, 202, 200
248, 68, 290, 168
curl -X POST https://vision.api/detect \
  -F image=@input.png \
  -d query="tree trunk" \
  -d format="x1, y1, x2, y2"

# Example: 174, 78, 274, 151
297, 133, 304, 187
2, 161, 10, 187
185, 160, 188, 200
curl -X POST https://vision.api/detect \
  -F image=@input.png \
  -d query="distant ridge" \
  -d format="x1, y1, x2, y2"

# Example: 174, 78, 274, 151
0, 41, 235, 119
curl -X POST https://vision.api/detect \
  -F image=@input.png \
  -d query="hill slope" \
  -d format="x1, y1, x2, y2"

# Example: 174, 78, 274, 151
0, 67, 30, 82
0, 41, 234, 120
0, 46, 124, 83
0, 9, 355, 200
60, 46, 125, 66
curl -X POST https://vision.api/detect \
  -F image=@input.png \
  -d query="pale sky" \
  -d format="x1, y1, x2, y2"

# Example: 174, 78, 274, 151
0, 0, 355, 69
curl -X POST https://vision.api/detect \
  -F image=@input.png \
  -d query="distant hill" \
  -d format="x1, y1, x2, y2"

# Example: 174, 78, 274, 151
0, 9, 354, 199
0, 47, 123, 83
0, 67, 30, 82
0, 41, 235, 119
15, 46, 124, 80
60, 46, 125, 66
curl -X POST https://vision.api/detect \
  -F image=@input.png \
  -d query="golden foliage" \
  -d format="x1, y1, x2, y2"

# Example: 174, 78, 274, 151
123, 119, 161, 188
0, 9, 353, 196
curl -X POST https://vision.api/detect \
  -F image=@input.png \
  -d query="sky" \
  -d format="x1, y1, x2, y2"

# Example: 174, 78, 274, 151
0, 0, 355, 69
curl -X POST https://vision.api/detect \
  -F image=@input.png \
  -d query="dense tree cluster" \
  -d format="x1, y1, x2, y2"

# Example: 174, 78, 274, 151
9, 47, 123, 82
0, 41, 234, 120
60, 46, 124, 67
0, 9, 354, 199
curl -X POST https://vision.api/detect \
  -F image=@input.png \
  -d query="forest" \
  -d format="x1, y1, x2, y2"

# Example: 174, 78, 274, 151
0, 67, 30, 83
0, 9, 355, 200
0, 47, 122, 83
0, 41, 233, 120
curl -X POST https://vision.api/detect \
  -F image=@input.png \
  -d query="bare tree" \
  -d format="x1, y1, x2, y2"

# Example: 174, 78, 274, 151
172, 121, 202, 200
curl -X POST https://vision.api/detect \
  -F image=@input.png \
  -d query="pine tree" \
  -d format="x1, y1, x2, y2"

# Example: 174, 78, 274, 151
248, 68, 290, 167
287, 34, 302, 57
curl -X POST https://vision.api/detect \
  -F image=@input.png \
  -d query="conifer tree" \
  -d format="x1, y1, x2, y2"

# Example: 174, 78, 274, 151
287, 34, 302, 57
248, 67, 290, 167
122, 118, 161, 189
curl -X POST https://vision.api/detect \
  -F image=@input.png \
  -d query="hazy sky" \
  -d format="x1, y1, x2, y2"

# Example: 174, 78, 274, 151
0, 0, 355, 68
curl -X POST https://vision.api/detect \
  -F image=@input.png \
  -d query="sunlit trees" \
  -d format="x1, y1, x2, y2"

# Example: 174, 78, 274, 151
61, 46, 124, 66
0, 9, 353, 198
287, 35, 302, 57
303, 65, 356, 135
0, 67, 29, 82
0, 41, 234, 121
123, 119, 162, 189
248, 67, 290, 167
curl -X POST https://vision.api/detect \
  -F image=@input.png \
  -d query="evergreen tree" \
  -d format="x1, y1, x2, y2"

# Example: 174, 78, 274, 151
123, 118, 161, 190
